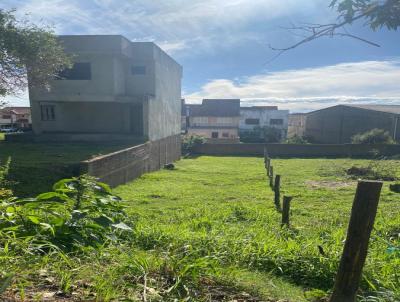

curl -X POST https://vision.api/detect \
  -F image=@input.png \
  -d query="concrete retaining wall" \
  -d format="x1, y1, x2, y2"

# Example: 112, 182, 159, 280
193, 143, 400, 157
80, 134, 181, 187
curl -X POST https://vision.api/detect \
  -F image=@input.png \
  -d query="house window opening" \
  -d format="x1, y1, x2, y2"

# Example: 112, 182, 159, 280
245, 118, 260, 125
57, 62, 91, 80
270, 119, 283, 125
41, 105, 55, 121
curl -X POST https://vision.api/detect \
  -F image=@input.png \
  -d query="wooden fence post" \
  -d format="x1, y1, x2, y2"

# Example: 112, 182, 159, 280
269, 166, 274, 188
281, 196, 292, 226
274, 175, 281, 208
265, 158, 270, 175
329, 181, 383, 302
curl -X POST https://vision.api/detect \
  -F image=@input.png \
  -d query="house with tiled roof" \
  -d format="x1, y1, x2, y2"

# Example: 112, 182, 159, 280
187, 99, 240, 142
0, 107, 32, 130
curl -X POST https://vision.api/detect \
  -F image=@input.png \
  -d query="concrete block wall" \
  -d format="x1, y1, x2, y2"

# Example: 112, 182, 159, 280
80, 134, 181, 187
193, 143, 400, 157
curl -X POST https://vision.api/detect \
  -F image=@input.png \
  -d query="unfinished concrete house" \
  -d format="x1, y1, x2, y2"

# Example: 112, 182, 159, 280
27, 35, 182, 186
29, 35, 182, 142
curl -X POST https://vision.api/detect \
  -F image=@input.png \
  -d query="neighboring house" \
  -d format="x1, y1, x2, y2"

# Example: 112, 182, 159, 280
187, 99, 240, 142
287, 113, 307, 138
28, 35, 182, 142
305, 104, 400, 143
239, 106, 289, 142
181, 99, 188, 134
0, 107, 32, 130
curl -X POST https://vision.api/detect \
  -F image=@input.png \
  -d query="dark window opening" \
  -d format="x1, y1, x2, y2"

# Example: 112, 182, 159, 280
245, 118, 260, 125
131, 65, 146, 75
2, 115, 11, 119
41, 105, 55, 121
211, 132, 219, 138
222, 132, 229, 138
270, 119, 283, 125
57, 62, 91, 80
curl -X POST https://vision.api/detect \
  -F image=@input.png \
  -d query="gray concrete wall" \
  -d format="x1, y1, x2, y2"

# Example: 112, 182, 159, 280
193, 143, 400, 157
80, 134, 181, 187
33, 101, 131, 134
126, 42, 156, 97
306, 106, 399, 143
148, 45, 182, 140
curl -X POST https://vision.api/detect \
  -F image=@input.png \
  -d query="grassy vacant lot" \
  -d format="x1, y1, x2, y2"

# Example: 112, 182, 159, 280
0, 140, 138, 196
3, 156, 399, 301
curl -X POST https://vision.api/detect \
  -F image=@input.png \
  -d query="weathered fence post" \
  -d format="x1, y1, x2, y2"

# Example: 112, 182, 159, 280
274, 174, 281, 208
281, 196, 292, 226
265, 158, 270, 175
269, 166, 274, 188
329, 180, 383, 302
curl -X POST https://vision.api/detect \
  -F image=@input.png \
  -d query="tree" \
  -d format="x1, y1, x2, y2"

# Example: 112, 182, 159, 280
270, 0, 399, 56
0, 9, 71, 100
351, 128, 395, 144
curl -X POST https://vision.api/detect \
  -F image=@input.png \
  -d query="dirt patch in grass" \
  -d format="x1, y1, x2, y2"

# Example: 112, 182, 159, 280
305, 180, 355, 189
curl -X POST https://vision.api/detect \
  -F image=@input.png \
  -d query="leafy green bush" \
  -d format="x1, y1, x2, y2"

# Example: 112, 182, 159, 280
240, 126, 282, 143
351, 129, 395, 144
285, 135, 309, 144
0, 175, 131, 252
182, 134, 206, 155
0, 157, 13, 198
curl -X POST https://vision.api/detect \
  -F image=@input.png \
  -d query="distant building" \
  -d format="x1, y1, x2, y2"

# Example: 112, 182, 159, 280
187, 99, 240, 142
0, 107, 31, 130
28, 35, 182, 142
305, 104, 400, 143
181, 99, 188, 134
287, 113, 307, 138
239, 106, 289, 142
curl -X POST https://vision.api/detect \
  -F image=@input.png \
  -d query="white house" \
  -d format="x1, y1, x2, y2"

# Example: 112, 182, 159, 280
239, 106, 289, 141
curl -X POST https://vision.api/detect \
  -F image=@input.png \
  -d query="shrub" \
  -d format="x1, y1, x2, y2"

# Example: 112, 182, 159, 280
0, 157, 13, 198
240, 126, 282, 143
351, 129, 395, 144
285, 135, 309, 144
0, 175, 131, 252
182, 134, 206, 155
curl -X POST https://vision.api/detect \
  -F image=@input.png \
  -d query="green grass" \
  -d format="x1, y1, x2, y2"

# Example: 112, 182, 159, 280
0, 133, 4, 141
0, 140, 140, 196
2, 156, 400, 301
114, 156, 400, 301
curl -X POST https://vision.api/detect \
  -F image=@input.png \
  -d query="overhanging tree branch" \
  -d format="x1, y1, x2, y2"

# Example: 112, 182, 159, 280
268, 0, 399, 61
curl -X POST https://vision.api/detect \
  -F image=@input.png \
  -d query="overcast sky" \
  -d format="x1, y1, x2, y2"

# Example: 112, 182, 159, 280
3, 0, 400, 112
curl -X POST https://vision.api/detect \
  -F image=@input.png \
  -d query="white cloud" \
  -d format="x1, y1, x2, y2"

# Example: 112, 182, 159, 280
2, 0, 330, 55
184, 60, 400, 112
